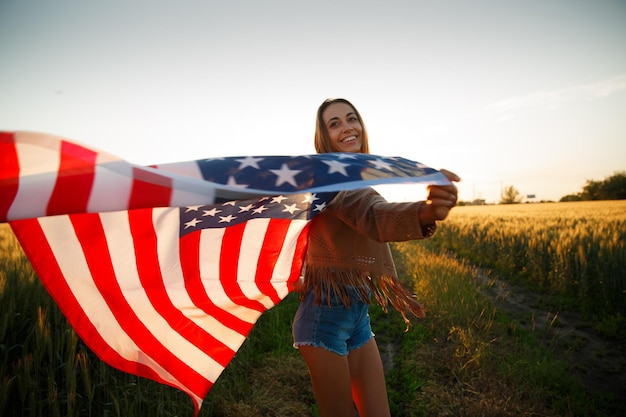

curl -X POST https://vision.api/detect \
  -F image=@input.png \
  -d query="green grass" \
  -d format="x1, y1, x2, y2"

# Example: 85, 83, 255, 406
385, 241, 621, 417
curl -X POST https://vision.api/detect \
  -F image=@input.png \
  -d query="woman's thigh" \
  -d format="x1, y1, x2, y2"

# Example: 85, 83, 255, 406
348, 338, 391, 417
298, 345, 355, 417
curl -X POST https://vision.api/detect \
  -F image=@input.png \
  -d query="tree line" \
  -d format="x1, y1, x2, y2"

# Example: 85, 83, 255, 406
496, 171, 626, 204
560, 171, 626, 202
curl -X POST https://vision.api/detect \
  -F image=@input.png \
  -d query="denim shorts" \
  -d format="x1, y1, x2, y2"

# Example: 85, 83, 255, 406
292, 287, 374, 356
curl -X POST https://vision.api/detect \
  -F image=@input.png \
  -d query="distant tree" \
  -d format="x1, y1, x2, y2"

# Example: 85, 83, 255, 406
581, 179, 603, 200
601, 171, 626, 199
559, 193, 582, 202
500, 185, 523, 204
564, 171, 626, 201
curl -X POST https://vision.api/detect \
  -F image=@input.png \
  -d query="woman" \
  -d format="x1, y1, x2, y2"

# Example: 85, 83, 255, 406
292, 98, 460, 417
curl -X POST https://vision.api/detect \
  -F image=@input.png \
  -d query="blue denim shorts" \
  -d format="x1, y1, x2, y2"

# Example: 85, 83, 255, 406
292, 287, 374, 356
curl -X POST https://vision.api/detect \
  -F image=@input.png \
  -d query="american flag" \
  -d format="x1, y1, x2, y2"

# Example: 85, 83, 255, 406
1, 131, 449, 415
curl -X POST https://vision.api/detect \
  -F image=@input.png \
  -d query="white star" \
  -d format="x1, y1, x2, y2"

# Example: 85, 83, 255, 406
235, 156, 264, 169
223, 201, 237, 206
203, 207, 222, 216
219, 214, 237, 223
252, 205, 268, 214
282, 203, 301, 214
238, 204, 254, 212
323, 160, 350, 176
184, 218, 202, 229
337, 153, 357, 159
227, 176, 248, 188
313, 202, 328, 211
270, 163, 301, 187
271, 195, 288, 204
184, 205, 203, 212
368, 158, 394, 171
302, 193, 319, 204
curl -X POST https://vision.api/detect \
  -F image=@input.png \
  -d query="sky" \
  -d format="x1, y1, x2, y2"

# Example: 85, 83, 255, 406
1, 0, 625, 203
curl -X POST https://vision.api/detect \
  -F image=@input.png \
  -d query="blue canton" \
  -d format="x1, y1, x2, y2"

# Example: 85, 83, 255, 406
195, 153, 437, 193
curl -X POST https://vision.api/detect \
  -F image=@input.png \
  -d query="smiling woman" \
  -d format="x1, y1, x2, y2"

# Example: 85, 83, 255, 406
293, 98, 461, 417
314, 98, 370, 155
320, 100, 364, 153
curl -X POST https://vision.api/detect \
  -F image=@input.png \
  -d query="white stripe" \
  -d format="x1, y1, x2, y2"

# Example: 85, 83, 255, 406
271, 219, 309, 299
7, 132, 60, 220
238, 218, 275, 309
152, 161, 204, 180
87, 157, 135, 213
149, 162, 220, 206
152, 208, 246, 351
198, 227, 261, 324
99, 211, 225, 383
169, 177, 216, 207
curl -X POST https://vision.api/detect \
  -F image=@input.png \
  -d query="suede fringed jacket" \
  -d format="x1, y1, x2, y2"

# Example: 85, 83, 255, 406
299, 188, 436, 326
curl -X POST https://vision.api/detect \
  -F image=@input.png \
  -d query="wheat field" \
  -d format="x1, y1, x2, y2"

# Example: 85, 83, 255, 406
428, 200, 626, 320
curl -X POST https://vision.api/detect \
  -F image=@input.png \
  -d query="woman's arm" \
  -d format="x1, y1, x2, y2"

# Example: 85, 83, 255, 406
328, 170, 460, 243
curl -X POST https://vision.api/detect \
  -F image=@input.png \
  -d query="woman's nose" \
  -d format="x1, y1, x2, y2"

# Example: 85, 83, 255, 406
341, 121, 353, 131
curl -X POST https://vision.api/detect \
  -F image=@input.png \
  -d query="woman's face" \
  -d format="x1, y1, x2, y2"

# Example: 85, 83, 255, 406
322, 102, 363, 153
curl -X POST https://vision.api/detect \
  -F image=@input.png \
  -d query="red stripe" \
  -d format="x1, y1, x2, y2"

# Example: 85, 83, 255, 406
220, 223, 267, 313
129, 167, 173, 209
9, 218, 172, 387
69, 213, 212, 399
128, 209, 235, 368
287, 222, 311, 292
179, 229, 253, 335
254, 219, 291, 305
47, 140, 97, 216
0, 132, 19, 222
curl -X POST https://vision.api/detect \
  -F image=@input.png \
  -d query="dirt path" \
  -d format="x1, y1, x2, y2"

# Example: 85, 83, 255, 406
476, 270, 626, 404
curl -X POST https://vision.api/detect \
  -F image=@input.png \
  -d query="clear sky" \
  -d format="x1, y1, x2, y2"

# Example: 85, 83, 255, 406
1, 0, 625, 203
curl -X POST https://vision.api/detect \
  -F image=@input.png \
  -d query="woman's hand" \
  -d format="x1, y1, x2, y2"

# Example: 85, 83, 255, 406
419, 169, 460, 223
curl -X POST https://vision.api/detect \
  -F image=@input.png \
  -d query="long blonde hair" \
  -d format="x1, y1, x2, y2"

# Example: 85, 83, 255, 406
313, 98, 370, 154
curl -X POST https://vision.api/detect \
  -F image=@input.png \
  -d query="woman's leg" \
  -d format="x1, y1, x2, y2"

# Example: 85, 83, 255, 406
347, 338, 391, 417
298, 345, 356, 417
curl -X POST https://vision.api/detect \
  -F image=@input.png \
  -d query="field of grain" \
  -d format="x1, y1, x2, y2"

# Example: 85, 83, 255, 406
428, 201, 626, 324
1, 200, 624, 416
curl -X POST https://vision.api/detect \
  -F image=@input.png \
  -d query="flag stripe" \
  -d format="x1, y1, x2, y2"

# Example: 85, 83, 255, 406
69, 213, 212, 398
6, 133, 60, 220
251, 218, 291, 306
87, 158, 134, 213
129, 167, 173, 209
47, 140, 97, 216
127, 209, 236, 368
199, 227, 265, 323
220, 223, 267, 313
180, 229, 254, 335
0, 132, 19, 221
282, 220, 311, 292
